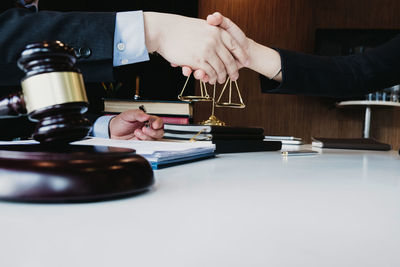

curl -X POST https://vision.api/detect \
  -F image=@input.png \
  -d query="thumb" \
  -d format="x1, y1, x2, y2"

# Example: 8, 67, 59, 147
207, 12, 223, 26
207, 12, 246, 44
120, 109, 150, 123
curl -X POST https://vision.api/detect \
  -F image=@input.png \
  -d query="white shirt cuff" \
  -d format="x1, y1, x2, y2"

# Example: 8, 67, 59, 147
114, 11, 150, 66
92, 115, 115, 138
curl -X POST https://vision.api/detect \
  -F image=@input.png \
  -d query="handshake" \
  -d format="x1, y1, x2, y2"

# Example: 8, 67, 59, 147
144, 11, 282, 85
111, 12, 283, 141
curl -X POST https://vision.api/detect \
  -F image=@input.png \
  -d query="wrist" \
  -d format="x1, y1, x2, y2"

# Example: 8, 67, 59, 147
143, 12, 161, 53
248, 39, 282, 81
108, 116, 116, 139
247, 38, 258, 70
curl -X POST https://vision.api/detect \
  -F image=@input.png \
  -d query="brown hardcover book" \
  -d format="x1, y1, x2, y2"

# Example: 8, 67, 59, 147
160, 117, 190, 125
103, 99, 193, 117
312, 137, 391, 151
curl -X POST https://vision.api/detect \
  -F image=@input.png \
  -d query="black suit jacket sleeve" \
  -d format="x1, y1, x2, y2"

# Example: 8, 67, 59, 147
260, 34, 400, 98
0, 7, 116, 86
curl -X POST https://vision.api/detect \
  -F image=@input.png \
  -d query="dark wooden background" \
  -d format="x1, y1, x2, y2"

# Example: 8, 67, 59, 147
194, 0, 400, 149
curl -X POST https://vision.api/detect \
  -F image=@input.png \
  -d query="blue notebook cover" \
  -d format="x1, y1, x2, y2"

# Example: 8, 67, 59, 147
150, 152, 215, 170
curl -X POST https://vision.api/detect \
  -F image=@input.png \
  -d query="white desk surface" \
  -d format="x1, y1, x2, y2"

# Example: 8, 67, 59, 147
1, 146, 400, 267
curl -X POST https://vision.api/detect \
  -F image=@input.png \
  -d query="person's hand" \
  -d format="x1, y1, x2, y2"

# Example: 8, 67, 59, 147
109, 109, 164, 141
183, 12, 251, 80
189, 12, 282, 81
207, 12, 249, 55
143, 12, 248, 84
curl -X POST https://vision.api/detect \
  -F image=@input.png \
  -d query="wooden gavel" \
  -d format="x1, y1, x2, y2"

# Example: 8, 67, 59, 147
0, 41, 156, 203
0, 40, 92, 144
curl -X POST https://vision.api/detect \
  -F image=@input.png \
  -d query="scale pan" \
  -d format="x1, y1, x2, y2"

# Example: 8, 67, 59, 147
215, 102, 246, 108
178, 95, 213, 102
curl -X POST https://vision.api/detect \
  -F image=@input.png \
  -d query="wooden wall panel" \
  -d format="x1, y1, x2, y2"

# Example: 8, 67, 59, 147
314, 0, 400, 147
315, 0, 400, 29
195, 0, 318, 138
195, 0, 400, 149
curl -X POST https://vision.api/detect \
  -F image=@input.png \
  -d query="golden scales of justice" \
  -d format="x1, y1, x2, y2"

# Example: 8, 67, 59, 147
178, 74, 246, 126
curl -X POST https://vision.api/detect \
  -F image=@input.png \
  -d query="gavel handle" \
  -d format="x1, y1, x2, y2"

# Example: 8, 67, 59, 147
0, 92, 27, 118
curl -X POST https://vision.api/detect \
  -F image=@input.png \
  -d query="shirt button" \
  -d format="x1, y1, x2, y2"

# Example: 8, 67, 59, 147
73, 49, 82, 59
117, 42, 125, 51
79, 47, 91, 58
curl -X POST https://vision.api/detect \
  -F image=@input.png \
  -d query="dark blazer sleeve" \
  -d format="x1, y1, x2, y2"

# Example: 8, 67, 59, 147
0, 7, 116, 86
260, 34, 400, 98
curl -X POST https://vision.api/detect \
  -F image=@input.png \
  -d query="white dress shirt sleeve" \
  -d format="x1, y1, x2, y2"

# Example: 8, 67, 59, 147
92, 115, 115, 138
93, 11, 150, 138
113, 11, 150, 66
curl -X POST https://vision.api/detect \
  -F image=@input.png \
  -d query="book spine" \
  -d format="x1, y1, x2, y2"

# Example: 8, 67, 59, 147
161, 117, 189, 125
103, 113, 190, 125
103, 99, 193, 117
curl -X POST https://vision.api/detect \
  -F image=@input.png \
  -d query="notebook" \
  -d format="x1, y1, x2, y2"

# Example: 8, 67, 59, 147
72, 137, 216, 169
0, 137, 216, 170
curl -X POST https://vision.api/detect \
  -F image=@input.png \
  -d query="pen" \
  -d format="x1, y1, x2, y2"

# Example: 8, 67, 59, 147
281, 150, 319, 156
138, 105, 146, 113
266, 135, 302, 141
138, 105, 151, 128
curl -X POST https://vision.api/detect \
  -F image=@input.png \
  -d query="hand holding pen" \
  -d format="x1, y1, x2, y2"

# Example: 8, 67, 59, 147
138, 105, 151, 128
108, 107, 164, 141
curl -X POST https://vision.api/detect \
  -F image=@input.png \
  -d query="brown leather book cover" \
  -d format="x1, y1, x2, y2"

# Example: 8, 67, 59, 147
312, 137, 391, 151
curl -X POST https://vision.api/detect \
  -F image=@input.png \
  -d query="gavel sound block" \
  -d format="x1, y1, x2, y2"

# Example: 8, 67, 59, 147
0, 41, 154, 203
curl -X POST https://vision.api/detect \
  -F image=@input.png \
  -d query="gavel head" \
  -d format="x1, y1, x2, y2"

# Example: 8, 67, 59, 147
17, 41, 92, 144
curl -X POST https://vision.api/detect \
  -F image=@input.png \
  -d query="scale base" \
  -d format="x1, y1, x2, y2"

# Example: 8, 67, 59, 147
201, 115, 226, 126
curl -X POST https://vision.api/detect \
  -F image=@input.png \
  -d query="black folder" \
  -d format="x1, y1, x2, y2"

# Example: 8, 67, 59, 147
312, 137, 391, 151
163, 124, 281, 153
163, 124, 264, 135
164, 124, 265, 142
213, 139, 282, 154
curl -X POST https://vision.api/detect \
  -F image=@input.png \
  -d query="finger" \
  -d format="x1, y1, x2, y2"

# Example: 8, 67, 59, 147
207, 13, 249, 66
202, 74, 210, 83
216, 40, 239, 81
182, 66, 193, 76
220, 29, 248, 67
171, 63, 178, 67
208, 12, 238, 36
206, 12, 223, 26
142, 126, 164, 140
199, 62, 218, 84
205, 54, 227, 84
134, 128, 158, 141
149, 115, 164, 130
215, 13, 247, 47
192, 69, 206, 80
195, 72, 209, 83
120, 109, 150, 123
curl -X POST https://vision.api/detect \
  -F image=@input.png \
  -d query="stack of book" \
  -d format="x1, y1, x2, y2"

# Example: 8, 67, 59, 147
163, 124, 282, 153
103, 98, 193, 125
264, 135, 304, 145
